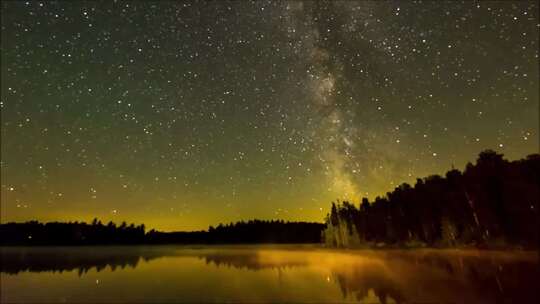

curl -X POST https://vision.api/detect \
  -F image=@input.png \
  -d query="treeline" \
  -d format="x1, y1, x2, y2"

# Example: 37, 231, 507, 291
0, 219, 146, 245
0, 219, 325, 245
147, 220, 325, 244
324, 150, 540, 248
1, 247, 151, 275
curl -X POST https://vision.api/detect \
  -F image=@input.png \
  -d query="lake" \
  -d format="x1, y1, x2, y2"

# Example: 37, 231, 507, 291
1, 245, 538, 303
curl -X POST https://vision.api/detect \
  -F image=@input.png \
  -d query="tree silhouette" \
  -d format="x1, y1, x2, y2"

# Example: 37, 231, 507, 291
0, 220, 146, 245
324, 150, 539, 248
1, 219, 325, 245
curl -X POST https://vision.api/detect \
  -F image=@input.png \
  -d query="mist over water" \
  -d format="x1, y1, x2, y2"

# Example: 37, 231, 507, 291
1, 246, 538, 303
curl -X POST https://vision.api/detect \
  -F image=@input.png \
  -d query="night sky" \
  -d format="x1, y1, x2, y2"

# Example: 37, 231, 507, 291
1, 1, 538, 231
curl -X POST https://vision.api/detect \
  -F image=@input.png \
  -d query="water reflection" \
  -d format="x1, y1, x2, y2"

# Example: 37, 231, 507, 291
0, 246, 163, 276
200, 249, 539, 303
201, 249, 309, 270
1, 246, 538, 303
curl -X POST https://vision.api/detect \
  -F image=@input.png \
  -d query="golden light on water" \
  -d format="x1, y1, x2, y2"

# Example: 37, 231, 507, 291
1, 246, 537, 303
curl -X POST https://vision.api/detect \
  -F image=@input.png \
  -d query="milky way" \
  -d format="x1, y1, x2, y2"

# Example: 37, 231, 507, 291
1, 1, 538, 230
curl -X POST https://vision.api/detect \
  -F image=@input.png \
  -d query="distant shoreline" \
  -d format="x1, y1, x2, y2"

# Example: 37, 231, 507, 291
0, 220, 326, 246
1, 242, 535, 251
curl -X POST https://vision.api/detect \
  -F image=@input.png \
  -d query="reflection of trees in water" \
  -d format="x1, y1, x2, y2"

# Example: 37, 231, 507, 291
201, 250, 538, 304
200, 252, 307, 271
334, 251, 538, 304
333, 268, 404, 304
1, 248, 537, 303
200, 251, 404, 303
0, 247, 164, 276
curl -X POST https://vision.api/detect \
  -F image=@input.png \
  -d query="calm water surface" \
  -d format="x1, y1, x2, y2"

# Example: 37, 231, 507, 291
1, 245, 538, 303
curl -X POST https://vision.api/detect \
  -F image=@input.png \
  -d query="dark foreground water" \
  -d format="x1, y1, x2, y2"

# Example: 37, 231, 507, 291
1, 245, 538, 303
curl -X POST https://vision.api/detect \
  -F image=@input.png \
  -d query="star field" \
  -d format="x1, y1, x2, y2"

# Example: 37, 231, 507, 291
1, 1, 538, 230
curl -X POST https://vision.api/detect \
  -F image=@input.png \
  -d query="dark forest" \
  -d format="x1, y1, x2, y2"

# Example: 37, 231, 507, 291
324, 150, 539, 248
0, 219, 325, 245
